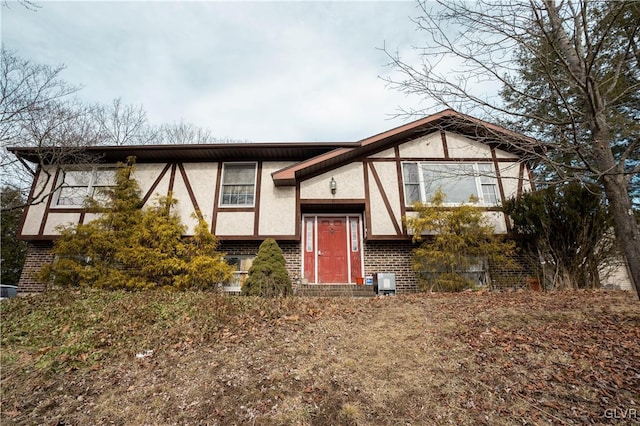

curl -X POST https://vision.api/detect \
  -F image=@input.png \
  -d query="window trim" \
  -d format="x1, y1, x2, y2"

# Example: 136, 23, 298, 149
219, 162, 258, 208
401, 161, 501, 207
52, 166, 116, 208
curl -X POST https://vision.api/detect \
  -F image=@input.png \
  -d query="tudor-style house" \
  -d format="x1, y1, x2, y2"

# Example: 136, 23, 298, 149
11, 109, 540, 294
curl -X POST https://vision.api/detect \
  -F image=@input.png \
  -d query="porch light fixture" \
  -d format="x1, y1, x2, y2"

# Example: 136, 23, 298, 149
330, 177, 337, 195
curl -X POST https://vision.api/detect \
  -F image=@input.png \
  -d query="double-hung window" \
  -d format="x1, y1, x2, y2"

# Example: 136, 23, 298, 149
402, 162, 500, 206
55, 168, 116, 207
220, 163, 257, 206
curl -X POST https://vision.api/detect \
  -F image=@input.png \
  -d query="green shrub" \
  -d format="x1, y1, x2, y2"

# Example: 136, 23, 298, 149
406, 189, 516, 292
39, 159, 232, 290
242, 239, 291, 297
427, 272, 475, 292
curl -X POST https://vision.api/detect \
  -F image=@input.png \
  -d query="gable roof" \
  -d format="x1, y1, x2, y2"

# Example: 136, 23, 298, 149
271, 109, 539, 186
8, 109, 538, 184
8, 142, 357, 165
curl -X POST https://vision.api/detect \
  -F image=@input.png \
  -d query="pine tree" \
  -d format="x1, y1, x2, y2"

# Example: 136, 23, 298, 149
1, 187, 27, 285
405, 189, 516, 292
504, 182, 614, 290
39, 158, 232, 289
242, 238, 291, 297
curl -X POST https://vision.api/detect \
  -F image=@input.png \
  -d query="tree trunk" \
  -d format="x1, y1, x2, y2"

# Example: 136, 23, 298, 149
592, 123, 640, 299
602, 174, 640, 299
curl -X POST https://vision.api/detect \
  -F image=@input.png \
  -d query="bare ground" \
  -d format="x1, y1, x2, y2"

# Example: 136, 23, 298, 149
1, 290, 639, 425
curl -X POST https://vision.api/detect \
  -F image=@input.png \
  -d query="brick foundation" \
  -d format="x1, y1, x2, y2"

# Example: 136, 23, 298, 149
17, 241, 54, 293
219, 240, 301, 285
363, 240, 419, 294
489, 252, 543, 291
18, 238, 533, 295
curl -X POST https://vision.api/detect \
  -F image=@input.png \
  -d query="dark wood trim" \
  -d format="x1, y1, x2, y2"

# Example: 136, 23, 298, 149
300, 198, 365, 205
295, 181, 301, 240
371, 157, 520, 163
38, 168, 60, 237
168, 163, 177, 195
369, 162, 402, 235
517, 162, 525, 198
405, 205, 504, 212
440, 130, 449, 159
177, 163, 203, 220
364, 234, 412, 242
20, 234, 63, 241
363, 160, 372, 240
491, 148, 507, 203
218, 235, 300, 242
527, 163, 537, 191
216, 207, 254, 213
394, 146, 407, 235
211, 162, 223, 234
45, 207, 85, 213
253, 161, 263, 237
141, 163, 172, 205
491, 148, 509, 231
79, 211, 86, 225
18, 166, 41, 239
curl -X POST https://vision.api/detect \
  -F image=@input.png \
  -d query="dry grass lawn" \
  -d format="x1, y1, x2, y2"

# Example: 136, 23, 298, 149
1, 289, 639, 425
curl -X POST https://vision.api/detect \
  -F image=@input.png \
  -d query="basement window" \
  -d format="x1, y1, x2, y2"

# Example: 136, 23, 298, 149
224, 256, 254, 292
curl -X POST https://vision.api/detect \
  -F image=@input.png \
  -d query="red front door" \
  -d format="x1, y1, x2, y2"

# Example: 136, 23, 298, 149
317, 217, 348, 283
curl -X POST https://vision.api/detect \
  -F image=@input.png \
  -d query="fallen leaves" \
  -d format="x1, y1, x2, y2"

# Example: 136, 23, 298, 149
1, 289, 638, 425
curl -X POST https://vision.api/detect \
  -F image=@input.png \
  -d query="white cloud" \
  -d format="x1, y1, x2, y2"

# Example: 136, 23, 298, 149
1, 1, 439, 142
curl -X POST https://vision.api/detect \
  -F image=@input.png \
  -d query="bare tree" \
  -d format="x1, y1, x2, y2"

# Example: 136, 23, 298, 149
158, 121, 242, 144
92, 97, 157, 146
383, 0, 640, 298
1, 49, 99, 208
1, 0, 40, 12
1, 47, 79, 144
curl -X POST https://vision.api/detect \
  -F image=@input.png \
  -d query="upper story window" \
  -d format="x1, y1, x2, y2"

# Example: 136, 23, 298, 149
55, 168, 116, 207
220, 163, 257, 206
402, 162, 500, 206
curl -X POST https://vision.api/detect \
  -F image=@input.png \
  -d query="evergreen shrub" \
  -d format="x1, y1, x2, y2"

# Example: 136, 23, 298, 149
242, 238, 291, 297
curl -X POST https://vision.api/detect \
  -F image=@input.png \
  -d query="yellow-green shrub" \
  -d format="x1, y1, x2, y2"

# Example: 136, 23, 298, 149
40, 159, 232, 290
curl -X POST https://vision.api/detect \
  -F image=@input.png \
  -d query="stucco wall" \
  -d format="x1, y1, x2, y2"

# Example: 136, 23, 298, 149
300, 163, 365, 199
258, 162, 296, 236
21, 166, 57, 236
398, 132, 444, 157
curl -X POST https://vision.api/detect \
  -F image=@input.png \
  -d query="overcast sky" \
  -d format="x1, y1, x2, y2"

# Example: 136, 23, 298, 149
1, 1, 437, 143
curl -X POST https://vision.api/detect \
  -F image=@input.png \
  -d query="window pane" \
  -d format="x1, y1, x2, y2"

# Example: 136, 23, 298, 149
405, 184, 421, 204
63, 170, 92, 186
482, 184, 499, 204
223, 164, 255, 184
350, 219, 359, 252
403, 163, 421, 205
94, 169, 116, 186
306, 219, 313, 252
221, 164, 256, 206
58, 186, 88, 205
402, 163, 419, 183
422, 164, 477, 203
478, 163, 496, 184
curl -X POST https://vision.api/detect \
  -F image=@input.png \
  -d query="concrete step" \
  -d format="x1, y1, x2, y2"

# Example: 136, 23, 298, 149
295, 284, 376, 297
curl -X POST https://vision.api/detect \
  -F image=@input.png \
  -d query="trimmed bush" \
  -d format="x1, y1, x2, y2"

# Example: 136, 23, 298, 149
242, 239, 291, 297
